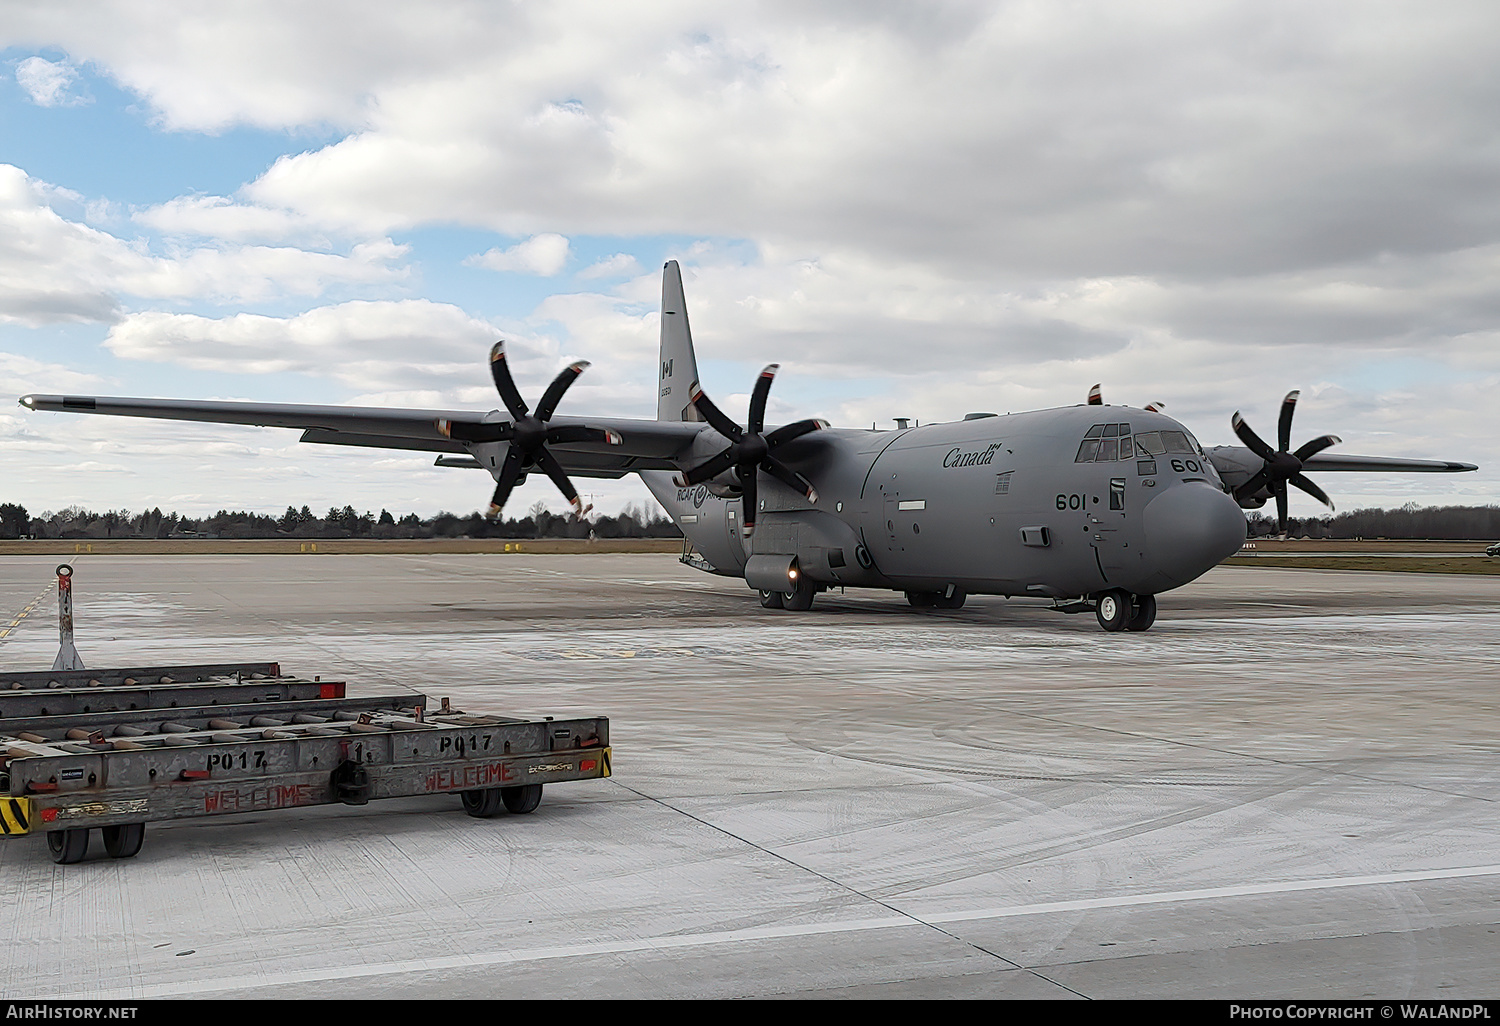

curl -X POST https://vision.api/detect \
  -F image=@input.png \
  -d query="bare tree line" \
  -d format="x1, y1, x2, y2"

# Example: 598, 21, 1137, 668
1246, 504, 1500, 540
5, 500, 1497, 543
0, 501, 680, 541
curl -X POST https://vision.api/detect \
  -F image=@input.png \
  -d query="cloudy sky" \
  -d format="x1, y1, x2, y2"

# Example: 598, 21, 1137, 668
1, 0, 1496, 521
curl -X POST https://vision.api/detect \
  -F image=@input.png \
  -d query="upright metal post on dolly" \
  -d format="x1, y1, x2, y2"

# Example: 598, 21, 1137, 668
50, 563, 85, 671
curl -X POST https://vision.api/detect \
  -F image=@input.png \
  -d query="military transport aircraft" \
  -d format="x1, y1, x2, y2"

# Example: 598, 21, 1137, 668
18, 262, 1478, 632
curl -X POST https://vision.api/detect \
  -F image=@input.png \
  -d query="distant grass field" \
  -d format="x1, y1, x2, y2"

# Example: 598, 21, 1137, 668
1223, 555, 1500, 575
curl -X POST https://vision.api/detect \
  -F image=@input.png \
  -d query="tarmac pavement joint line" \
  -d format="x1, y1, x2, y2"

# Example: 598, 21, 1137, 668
80, 861, 1500, 998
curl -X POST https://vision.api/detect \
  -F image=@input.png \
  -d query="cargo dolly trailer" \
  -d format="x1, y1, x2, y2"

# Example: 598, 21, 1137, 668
0, 663, 611, 864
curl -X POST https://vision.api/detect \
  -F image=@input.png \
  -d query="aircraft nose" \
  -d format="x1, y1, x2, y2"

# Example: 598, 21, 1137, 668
1142, 482, 1247, 587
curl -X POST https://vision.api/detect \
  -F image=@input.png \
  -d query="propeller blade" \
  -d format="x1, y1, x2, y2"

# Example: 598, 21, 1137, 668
1274, 480, 1289, 534
488, 341, 529, 420
672, 448, 737, 487
439, 419, 514, 444
764, 418, 826, 447
533, 448, 585, 515
1233, 467, 1272, 503
762, 455, 819, 503
544, 425, 622, 446
747, 364, 778, 435
1293, 433, 1340, 462
740, 467, 758, 537
535, 360, 590, 422
1231, 412, 1277, 462
688, 381, 744, 441
1278, 390, 1299, 453
1087, 384, 1102, 406
1290, 472, 1334, 510
486, 446, 525, 519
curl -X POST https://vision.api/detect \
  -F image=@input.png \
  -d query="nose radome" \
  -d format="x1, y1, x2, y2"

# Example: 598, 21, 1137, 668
1142, 483, 1247, 587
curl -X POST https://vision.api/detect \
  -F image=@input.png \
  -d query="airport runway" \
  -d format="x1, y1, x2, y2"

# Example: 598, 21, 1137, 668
1, 553, 1497, 1000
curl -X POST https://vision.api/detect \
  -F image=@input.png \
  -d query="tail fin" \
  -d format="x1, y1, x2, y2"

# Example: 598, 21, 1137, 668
657, 260, 703, 422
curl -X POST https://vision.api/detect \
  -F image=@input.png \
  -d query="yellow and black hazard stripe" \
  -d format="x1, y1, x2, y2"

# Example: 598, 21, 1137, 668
601, 747, 612, 778
0, 797, 32, 836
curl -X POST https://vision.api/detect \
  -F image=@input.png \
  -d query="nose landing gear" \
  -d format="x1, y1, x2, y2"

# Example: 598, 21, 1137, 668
1095, 590, 1157, 632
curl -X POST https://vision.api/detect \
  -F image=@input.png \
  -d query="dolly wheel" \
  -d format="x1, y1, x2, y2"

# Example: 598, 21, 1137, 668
501, 784, 543, 814
461, 788, 505, 818
47, 828, 89, 865
102, 823, 146, 859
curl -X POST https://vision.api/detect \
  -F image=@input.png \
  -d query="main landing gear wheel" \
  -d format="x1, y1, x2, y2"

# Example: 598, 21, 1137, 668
462, 788, 506, 818
47, 828, 88, 865
1126, 594, 1157, 632
102, 822, 145, 859
783, 575, 816, 611
501, 784, 543, 814
905, 590, 936, 608
1095, 589, 1131, 632
759, 589, 785, 609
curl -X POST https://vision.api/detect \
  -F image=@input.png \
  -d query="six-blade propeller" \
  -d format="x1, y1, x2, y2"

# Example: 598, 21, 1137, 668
438, 341, 621, 519
1230, 390, 1340, 533
671, 364, 826, 537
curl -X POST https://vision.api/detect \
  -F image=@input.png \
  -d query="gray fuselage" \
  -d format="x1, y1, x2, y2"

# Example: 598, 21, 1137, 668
644, 404, 1249, 600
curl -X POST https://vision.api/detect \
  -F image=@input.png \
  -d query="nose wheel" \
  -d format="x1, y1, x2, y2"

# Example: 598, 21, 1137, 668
1095, 590, 1156, 632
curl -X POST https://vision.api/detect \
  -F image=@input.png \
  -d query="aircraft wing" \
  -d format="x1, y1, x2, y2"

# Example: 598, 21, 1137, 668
1301, 453, 1479, 473
1206, 444, 1478, 478
18, 393, 704, 478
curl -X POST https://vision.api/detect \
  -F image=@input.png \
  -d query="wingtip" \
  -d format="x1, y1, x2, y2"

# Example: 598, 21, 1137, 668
18, 395, 34, 409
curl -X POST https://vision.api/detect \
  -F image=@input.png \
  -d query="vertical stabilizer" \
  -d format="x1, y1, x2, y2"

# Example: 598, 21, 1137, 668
657, 261, 703, 422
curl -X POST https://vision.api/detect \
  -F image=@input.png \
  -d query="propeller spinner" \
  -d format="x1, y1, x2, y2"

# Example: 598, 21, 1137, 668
671, 364, 826, 537
1230, 390, 1340, 533
438, 341, 621, 519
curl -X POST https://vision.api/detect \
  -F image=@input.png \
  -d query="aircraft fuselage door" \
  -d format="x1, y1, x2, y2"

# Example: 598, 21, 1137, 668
1091, 475, 1129, 582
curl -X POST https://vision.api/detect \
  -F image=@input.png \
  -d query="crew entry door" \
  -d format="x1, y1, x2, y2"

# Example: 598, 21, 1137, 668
1091, 476, 1129, 582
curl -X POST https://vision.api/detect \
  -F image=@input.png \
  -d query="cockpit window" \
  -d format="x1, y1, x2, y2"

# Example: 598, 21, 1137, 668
1075, 423, 1135, 462
1160, 430, 1196, 454
1135, 431, 1165, 456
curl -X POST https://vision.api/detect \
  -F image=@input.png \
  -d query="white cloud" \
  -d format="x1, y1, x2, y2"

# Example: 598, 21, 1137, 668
0, 165, 411, 323
577, 253, 641, 280
465, 234, 571, 276
102, 300, 508, 391
133, 195, 316, 243
15, 56, 86, 107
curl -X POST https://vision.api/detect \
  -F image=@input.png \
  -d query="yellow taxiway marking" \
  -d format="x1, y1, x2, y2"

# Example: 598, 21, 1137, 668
0, 584, 52, 642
